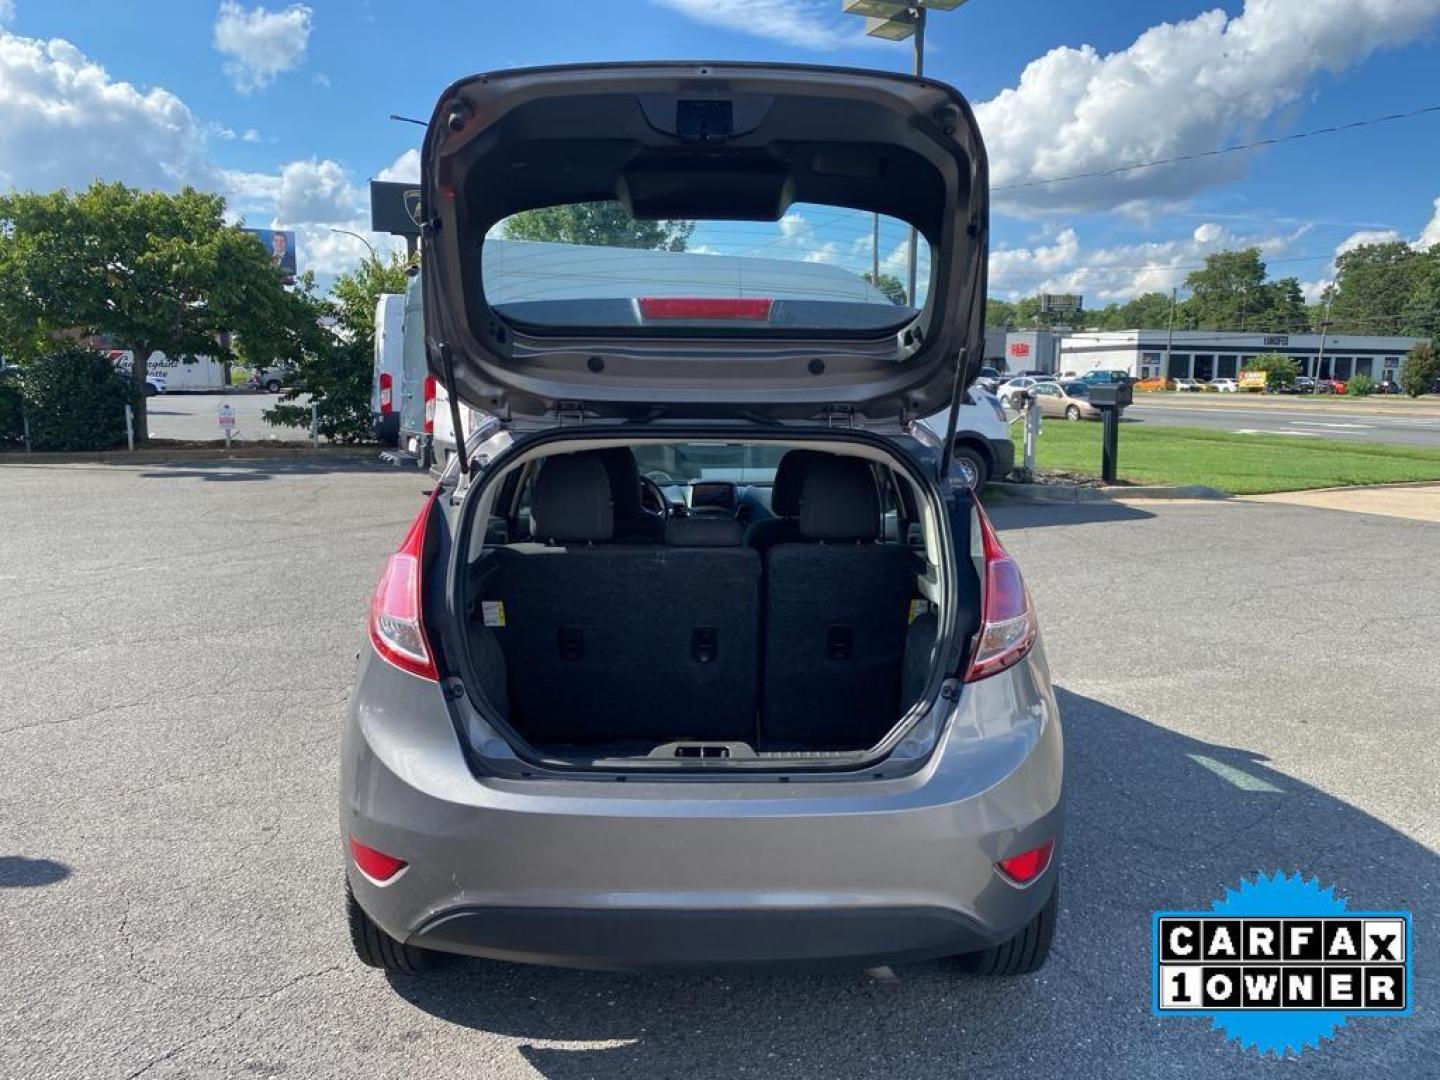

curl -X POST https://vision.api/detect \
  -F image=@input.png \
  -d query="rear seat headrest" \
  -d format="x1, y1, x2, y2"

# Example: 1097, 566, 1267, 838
798, 456, 881, 542
769, 449, 826, 517
665, 517, 744, 547
532, 453, 613, 543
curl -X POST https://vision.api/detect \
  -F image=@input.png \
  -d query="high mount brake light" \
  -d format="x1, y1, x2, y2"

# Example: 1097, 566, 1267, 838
964, 503, 1038, 682
368, 493, 439, 681
639, 297, 774, 321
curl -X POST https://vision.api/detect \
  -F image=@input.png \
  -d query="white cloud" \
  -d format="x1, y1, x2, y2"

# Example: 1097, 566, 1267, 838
0, 32, 215, 192
212, 2, 313, 94
988, 221, 1305, 303
0, 2, 16, 28
1418, 197, 1440, 251
978, 0, 1440, 215
375, 148, 420, 184
273, 157, 362, 224
651, 0, 865, 49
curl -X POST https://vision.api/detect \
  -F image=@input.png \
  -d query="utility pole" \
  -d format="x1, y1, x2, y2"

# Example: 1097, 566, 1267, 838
1164, 287, 1177, 383
1315, 296, 1333, 384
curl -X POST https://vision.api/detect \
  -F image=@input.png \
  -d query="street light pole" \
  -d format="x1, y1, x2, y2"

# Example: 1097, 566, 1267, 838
329, 227, 379, 262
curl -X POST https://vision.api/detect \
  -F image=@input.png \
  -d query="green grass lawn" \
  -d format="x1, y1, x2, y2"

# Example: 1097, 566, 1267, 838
1031, 421, 1440, 495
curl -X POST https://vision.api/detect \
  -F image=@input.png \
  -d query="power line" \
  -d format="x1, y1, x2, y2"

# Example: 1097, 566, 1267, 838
993, 103, 1440, 193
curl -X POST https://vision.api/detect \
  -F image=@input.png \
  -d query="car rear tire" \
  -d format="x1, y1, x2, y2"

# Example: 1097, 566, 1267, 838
144, 384, 158, 398
264, 379, 282, 394
956, 883, 1058, 976
950, 444, 989, 491
1065, 405, 1081, 421
346, 879, 446, 974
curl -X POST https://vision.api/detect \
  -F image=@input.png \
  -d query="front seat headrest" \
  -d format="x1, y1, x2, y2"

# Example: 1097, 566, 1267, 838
532, 453, 613, 543
798, 456, 881, 542
596, 447, 645, 518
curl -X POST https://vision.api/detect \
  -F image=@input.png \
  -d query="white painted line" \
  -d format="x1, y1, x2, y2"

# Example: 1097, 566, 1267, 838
1289, 421, 1372, 430
1187, 754, 1283, 793
1231, 428, 1323, 437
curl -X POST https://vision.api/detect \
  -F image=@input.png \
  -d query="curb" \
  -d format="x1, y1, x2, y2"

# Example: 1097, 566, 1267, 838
987, 481, 1229, 503
0, 445, 384, 466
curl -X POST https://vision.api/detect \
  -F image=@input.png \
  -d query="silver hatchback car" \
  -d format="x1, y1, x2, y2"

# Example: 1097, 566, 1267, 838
342, 62, 1062, 975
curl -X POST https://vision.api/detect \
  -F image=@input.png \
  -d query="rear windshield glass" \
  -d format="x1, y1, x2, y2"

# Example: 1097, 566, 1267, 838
482, 201, 931, 333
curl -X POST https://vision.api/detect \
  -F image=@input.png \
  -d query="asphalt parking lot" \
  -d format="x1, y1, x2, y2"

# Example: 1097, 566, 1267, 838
1122, 395, 1440, 447
144, 391, 314, 442
2, 460, 1437, 1079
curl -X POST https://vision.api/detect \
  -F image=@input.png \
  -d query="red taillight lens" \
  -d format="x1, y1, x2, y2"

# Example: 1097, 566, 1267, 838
964, 504, 1037, 682
639, 297, 774, 321
379, 373, 393, 414
350, 836, 407, 884
996, 840, 1054, 886
368, 495, 438, 681
422, 376, 437, 434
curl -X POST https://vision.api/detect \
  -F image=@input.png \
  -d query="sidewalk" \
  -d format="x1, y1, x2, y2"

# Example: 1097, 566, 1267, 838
1242, 482, 1440, 523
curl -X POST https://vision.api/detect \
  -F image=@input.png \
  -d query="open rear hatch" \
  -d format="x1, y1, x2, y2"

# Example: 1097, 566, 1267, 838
419, 61, 989, 427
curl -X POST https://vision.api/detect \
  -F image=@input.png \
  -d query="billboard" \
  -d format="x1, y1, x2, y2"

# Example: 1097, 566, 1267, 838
370, 180, 423, 238
1039, 293, 1082, 315
245, 228, 297, 282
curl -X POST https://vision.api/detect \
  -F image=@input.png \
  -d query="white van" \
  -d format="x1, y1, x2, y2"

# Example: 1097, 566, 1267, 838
111, 350, 229, 391
371, 293, 406, 446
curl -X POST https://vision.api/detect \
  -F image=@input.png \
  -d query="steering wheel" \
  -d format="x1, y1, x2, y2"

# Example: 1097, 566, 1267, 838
639, 475, 672, 517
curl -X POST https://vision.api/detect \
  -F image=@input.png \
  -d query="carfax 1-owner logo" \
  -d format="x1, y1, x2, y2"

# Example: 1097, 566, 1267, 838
1152, 872, 1412, 1055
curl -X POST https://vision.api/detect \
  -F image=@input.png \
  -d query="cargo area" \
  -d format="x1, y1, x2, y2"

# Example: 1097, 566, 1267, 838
456, 436, 970, 764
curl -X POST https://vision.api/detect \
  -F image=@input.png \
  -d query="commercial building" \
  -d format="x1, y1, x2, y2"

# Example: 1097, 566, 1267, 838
1055, 330, 1426, 383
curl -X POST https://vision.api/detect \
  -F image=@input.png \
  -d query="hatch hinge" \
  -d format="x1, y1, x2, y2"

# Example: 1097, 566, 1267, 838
821, 405, 857, 428
555, 401, 587, 426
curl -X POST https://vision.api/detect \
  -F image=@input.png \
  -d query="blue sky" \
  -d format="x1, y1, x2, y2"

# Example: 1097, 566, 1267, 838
1, 0, 1438, 301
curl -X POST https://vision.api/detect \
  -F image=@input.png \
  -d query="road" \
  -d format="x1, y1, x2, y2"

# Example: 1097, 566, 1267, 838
2, 460, 1436, 1079
145, 390, 315, 442
1121, 394, 1440, 447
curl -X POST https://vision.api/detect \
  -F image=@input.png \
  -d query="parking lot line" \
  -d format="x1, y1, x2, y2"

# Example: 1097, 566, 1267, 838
1187, 754, 1284, 792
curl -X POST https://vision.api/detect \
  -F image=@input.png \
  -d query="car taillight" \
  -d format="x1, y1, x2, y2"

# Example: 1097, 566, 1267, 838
367, 494, 438, 681
963, 503, 1038, 682
379, 373, 393, 414
422, 376, 437, 434
639, 297, 773, 321
996, 839, 1054, 886
350, 837, 407, 884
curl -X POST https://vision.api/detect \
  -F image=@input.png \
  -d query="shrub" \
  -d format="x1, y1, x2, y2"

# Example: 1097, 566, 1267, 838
1399, 342, 1438, 398
1346, 373, 1375, 396
1241, 354, 1297, 390
21, 348, 132, 451
0, 367, 24, 448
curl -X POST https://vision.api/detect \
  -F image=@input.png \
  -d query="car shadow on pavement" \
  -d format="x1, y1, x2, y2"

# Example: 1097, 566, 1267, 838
0, 855, 72, 888
387, 688, 1435, 1079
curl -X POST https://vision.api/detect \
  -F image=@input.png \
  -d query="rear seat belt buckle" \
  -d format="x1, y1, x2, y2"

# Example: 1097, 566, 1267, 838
558, 626, 584, 661
826, 624, 853, 661
691, 626, 717, 664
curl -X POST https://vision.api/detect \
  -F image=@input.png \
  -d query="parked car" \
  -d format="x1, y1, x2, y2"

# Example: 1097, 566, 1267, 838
1173, 377, 1202, 392
1375, 378, 1401, 395
1032, 380, 1118, 421
248, 365, 292, 394
1316, 378, 1348, 395
371, 292, 406, 446
996, 375, 1039, 408
1280, 377, 1317, 395
1079, 369, 1131, 386
921, 386, 1016, 490
973, 365, 1003, 393
1209, 378, 1239, 393
342, 62, 1061, 979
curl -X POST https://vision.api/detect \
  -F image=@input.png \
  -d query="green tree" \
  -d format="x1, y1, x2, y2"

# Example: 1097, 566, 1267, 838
0, 182, 306, 441
986, 298, 1018, 329
863, 271, 906, 305
1115, 291, 1175, 329
1184, 248, 1268, 330
1242, 353, 1298, 390
1398, 341, 1438, 398
502, 201, 694, 251
1346, 373, 1376, 397
1260, 277, 1307, 332
264, 256, 413, 443
18, 347, 132, 451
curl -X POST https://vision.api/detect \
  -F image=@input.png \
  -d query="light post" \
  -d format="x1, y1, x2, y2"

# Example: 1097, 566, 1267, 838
329, 227, 379, 262
842, 1, 969, 307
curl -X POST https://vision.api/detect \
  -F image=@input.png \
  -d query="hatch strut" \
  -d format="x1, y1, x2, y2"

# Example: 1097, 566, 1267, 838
937, 346, 968, 481
436, 342, 469, 476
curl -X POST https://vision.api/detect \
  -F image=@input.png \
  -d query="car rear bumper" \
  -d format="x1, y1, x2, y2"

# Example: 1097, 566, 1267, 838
341, 642, 1063, 969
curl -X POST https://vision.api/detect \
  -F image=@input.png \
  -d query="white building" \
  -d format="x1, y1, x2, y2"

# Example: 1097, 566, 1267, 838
1056, 330, 1426, 384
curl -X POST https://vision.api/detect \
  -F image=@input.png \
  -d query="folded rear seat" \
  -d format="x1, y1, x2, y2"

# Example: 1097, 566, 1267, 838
761, 455, 914, 749
486, 453, 761, 747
